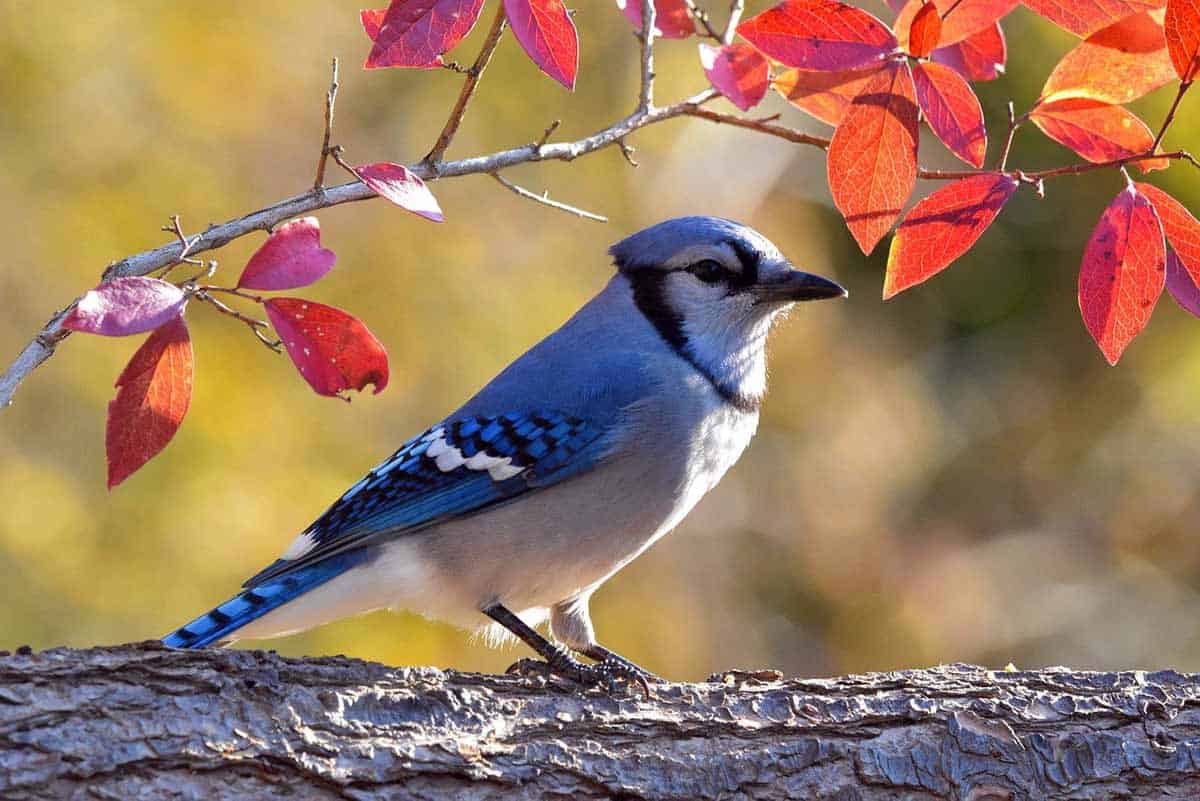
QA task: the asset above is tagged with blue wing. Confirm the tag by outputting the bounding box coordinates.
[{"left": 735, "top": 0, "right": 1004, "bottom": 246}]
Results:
[{"left": 163, "top": 410, "right": 607, "bottom": 648}]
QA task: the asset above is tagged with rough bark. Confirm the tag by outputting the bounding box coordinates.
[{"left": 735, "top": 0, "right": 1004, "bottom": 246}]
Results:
[{"left": 2, "top": 644, "right": 1199, "bottom": 800}]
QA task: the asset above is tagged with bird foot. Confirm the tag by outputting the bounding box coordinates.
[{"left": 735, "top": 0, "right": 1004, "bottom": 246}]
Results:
[{"left": 506, "top": 653, "right": 653, "bottom": 698}]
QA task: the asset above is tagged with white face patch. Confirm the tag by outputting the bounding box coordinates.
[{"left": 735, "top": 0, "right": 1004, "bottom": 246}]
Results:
[{"left": 424, "top": 433, "right": 526, "bottom": 481}]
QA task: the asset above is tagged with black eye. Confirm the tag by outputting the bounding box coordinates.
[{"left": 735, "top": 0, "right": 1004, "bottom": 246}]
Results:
[{"left": 687, "top": 259, "right": 728, "bottom": 283}]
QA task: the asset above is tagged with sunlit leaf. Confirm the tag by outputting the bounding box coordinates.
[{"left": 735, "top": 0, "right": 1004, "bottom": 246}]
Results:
[
  {"left": 64, "top": 277, "right": 188, "bottom": 337},
  {"left": 699, "top": 43, "right": 770, "bottom": 111},
  {"left": 773, "top": 65, "right": 883, "bottom": 126},
  {"left": 911, "top": 61, "right": 988, "bottom": 167},
  {"left": 106, "top": 316, "right": 193, "bottom": 489},
  {"left": 1078, "top": 184, "right": 1165, "bottom": 364},
  {"left": 265, "top": 298, "right": 390, "bottom": 399},
  {"left": 237, "top": 217, "right": 336, "bottom": 291},
  {"left": 908, "top": 1, "right": 944, "bottom": 56},
  {"left": 1137, "top": 182, "right": 1200, "bottom": 289},
  {"left": 503, "top": 0, "right": 579, "bottom": 90},
  {"left": 355, "top": 162, "right": 445, "bottom": 222},
  {"left": 363, "top": 0, "right": 487, "bottom": 69},
  {"left": 1166, "top": 250, "right": 1200, "bottom": 315},
  {"left": 884, "top": 173, "right": 1018, "bottom": 298},
  {"left": 1021, "top": 0, "right": 1165, "bottom": 37},
  {"left": 827, "top": 61, "right": 920, "bottom": 255},
  {"left": 737, "top": 0, "right": 897, "bottom": 71},
  {"left": 895, "top": 0, "right": 1018, "bottom": 47},
  {"left": 932, "top": 23, "right": 1007, "bottom": 81},
  {"left": 1165, "top": 0, "right": 1200, "bottom": 79},
  {"left": 1041, "top": 12, "right": 1176, "bottom": 105},
  {"left": 615, "top": 0, "right": 694, "bottom": 38},
  {"left": 1030, "top": 98, "right": 1168, "bottom": 170}
]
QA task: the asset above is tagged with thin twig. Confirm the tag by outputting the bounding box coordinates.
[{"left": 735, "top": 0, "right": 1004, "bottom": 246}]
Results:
[
  {"left": 638, "top": 0, "right": 657, "bottom": 112},
  {"left": 681, "top": 106, "right": 833, "bottom": 148},
  {"left": 424, "top": 5, "right": 508, "bottom": 167},
  {"left": 684, "top": 0, "right": 722, "bottom": 39},
  {"left": 1151, "top": 79, "right": 1192, "bottom": 153},
  {"left": 531, "top": 120, "right": 561, "bottom": 154},
  {"left": 618, "top": 138, "right": 639, "bottom": 167},
  {"left": 491, "top": 173, "right": 608, "bottom": 222},
  {"left": 199, "top": 286, "right": 267, "bottom": 304},
  {"left": 722, "top": 0, "right": 745, "bottom": 45},
  {"left": 313, "top": 58, "right": 340, "bottom": 190},
  {"left": 195, "top": 292, "right": 281, "bottom": 353},
  {"left": 916, "top": 150, "right": 1199, "bottom": 182},
  {"left": 997, "top": 102, "right": 1024, "bottom": 172}
]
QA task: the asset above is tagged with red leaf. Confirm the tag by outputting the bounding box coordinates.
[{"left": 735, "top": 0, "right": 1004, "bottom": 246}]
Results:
[
  {"left": 265, "top": 299, "right": 389, "bottom": 399},
  {"left": 616, "top": 0, "right": 694, "bottom": 38},
  {"left": 908, "top": 1, "right": 944, "bottom": 56},
  {"left": 354, "top": 162, "right": 445, "bottom": 222},
  {"left": 1166, "top": 0, "right": 1200, "bottom": 79},
  {"left": 932, "top": 23, "right": 1007, "bottom": 80},
  {"left": 911, "top": 61, "right": 988, "bottom": 167},
  {"left": 773, "top": 66, "right": 883, "bottom": 126},
  {"left": 237, "top": 217, "right": 336, "bottom": 291},
  {"left": 106, "top": 316, "right": 193, "bottom": 489},
  {"left": 363, "top": 0, "right": 487, "bottom": 69},
  {"left": 827, "top": 61, "right": 920, "bottom": 255},
  {"left": 737, "top": 0, "right": 897, "bottom": 71},
  {"left": 884, "top": 173, "right": 1018, "bottom": 298},
  {"left": 1041, "top": 12, "right": 1176, "bottom": 105},
  {"left": 64, "top": 277, "right": 188, "bottom": 337},
  {"left": 502, "top": 0, "right": 579, "bottom": 90},
  {"left": 1166, "top": 249, "right": 1200, "bottom": 315},
  {"left": 699, "top": 43, "right": 770, "bottom": 111},
  {"left": 1029, "top": 98, "right": 1168, "bottom": 170},
  {"left": 895, "top": 0, "right": 1018, "bottom": 47},
  {"left": 1021, "top": 0, "right": 1165, "bottom": 37},
  {"left": 1078, "top": 185, "right": 1166, "bottom": 364},
  {"left": 1136, "top": 182, "right": 1200, "bottom": 288}
]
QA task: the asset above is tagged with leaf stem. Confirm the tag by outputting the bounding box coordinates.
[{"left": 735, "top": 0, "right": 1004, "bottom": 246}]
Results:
[{"left": 195, "top": 292, "right": 281, "bottom": 353}]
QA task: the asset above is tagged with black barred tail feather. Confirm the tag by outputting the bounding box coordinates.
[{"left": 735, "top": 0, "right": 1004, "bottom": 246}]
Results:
[{"left": 162, "top": 550, "right": 369, "bottom": 649}]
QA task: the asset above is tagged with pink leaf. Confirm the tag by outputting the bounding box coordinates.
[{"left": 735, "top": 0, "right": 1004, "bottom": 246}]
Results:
[
  {"left": 502, "top": 0, "right": 580, "bottom": 90},
  {"left": 64, "top": 277, "right": 188, "bottom": 337},
  {"left": 106, "top": 316, "right": 193, "bottom": 489},
  {"left": 355, "top": 162, "right": 445, "bottom": 222},
  {"left": 1078, "top": 184, "right": 1166, "bottom": 364},
  {"left": 363, "top": 0, "right": 487, "bottom": 69},
  {"left": 699, "top": 43, "right": 770, "bottom": 111},
  {"left": 237, "top": 217, "right": 336, "bottom": 291},
  {"left": 616, "top": 0, "right": 694, "bottom": 38},
  {"left": 1166, "top": 249, "right": 1200, "bottom": 316},
  {"left": 737, "top": 0, "right": 898, "bottom": 71},
  {"left": 265, "top": 298, "right": 390, "bottom": 399}
]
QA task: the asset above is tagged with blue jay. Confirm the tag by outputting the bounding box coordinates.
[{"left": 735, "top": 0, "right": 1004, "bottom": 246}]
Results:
[{"left": 163, "top": 216, "right": 845, "bottom": 687}]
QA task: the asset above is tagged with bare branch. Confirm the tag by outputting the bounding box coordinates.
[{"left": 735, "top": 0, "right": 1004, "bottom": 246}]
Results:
[
  {"left": 722, "top": 0, "right": 745, "bottom": 44},
  {"left": 638, "top": 0, "right": 657, "bottom": 112},
  {"left": 313, "top": 58, "right": 340, "bottom": 190},
  {"left": 681, "top": 106, "right": 833, "bottom": 149},
  {"left": 491, "top": 173, "right": 608, "bottom": 222},
  {"left": 684, "top": 0, "right": 723, "bottom": 39},
  {"left": 1151, "top": 79, "right": 1192, "bottom": 154},
  {"left": 424, "top": 5, "right": 507, "bottom": 167}
]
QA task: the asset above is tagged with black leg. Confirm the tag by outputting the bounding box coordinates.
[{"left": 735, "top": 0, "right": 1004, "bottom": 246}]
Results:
[{"left": 483, "top": 603, "right": 650, "bottom": 696}]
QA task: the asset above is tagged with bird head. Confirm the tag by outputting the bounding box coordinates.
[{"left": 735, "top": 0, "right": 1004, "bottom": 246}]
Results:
[{"left": 610, "top": 216, "right": 846, "bottom": 409}]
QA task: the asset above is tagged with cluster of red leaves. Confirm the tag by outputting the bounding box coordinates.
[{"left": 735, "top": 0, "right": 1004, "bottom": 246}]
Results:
[
  {"left": 678, "top": 0, "right": 1198, "bottom": 365},
  {"left": 66, "top": 162, "right": 443, "bottom": 488},
  {"left": 363, "top": 0, "right": 580, "bottom": 89}
]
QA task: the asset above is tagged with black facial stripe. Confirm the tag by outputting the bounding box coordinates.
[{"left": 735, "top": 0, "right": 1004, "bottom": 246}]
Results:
[{"left": 723, "top": 238, "right": 761, "bottom": 288}]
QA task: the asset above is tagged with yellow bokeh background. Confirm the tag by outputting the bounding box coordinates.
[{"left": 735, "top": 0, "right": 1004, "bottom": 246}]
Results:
[{"left": 2, "top": 2, "right": 1198, "bottom": 680}]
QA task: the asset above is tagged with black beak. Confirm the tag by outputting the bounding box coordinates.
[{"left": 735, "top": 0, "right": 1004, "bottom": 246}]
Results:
[{"left": 753, "top": 270, "right": 847, "bottom": 304}]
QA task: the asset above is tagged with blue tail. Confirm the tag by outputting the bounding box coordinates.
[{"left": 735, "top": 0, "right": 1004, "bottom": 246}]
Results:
[{"left": 162, "top": 550, "right": 369, "bottom": 649}]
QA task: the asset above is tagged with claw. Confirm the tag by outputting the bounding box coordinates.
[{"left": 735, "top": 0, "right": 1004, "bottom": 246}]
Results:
[{"left": 506, "top": 653, "right": 653, "bottom": 698}]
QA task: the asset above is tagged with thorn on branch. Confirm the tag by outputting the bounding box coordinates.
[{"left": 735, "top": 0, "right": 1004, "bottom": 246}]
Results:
[
  {"left": 491, "top": 172, "right": 608, "bottom": 222},
  {"left": 531, "top": 120, "right": 562, "bottom": 154}
]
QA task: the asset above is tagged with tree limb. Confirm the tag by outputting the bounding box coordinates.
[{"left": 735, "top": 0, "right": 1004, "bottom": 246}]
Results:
[{"left": 3, "top": 644, "right": 1200, "bottom": 800}]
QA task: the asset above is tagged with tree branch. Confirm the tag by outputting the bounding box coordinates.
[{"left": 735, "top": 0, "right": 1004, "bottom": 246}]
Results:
[
  {"left": 638, "top": 0, "right": 658, "bottom": 112},
  {"left": 4, "top": 643, "right": 1200, "bottom": 800},
  {"left": 491, "top": 173, "right": 609, "bottom": 222},
  {"left": 313, "top": 58, "right": 340, "bottom": 190}
]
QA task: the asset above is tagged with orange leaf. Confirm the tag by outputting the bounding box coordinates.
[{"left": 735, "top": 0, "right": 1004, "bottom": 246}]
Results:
[
  {"left": 932, "top": 22, "right": 1007, "bottom": 81},
  {"left": 827, "top": 61, "right": 920, "bottom": 255},
  {"left": 1041, "top": 12, "right": 1176, "bottom": 105},
  {"left": 1021, "top": 0, "right": 1165, "bottom": 37},
  {"left": 773, "top": 66, "right": 884, "bottom": 125},
  {"left": 1137, "top": 183, "right": 1200, "bottom": 287},
  {"left": 884, "top": 173, "right": 1019, "bottom": 298},
  {"left": 1165, "top": 0, "right": 1200, "bottom": 79},
  {"left": 908, "top": 2, "right": 944, "bottom": 56},
  {"left": 106, "top": 316, "right": 193, "bottom": 489},
  {"left": 1030, "top": 98, "right": 1168, "bottom": 170},
  {"left": 737, "top": 0, "right": 898, "bottom": 71},
  {"left": 1078, "top": 184, "right": 1165, "bottom": 364},
  {"left": 911, "top": 61, "right": 988, "bottom": 167},
  {"left": 896, "top": 0, "right": 1018, "bottom": 47}
]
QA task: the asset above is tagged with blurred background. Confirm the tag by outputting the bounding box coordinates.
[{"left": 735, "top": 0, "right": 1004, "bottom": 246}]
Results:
[{"left": 2, "top": 1, "right": 1198, "bottom": 681}]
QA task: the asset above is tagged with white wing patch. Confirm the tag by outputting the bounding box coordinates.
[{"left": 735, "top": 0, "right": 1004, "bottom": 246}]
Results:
[
  {"left": 425, "top": 429, "right": 525, "bottom": 481},
  {"left": 280, "top": 531, "right": 318, "bottom": 561}
]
